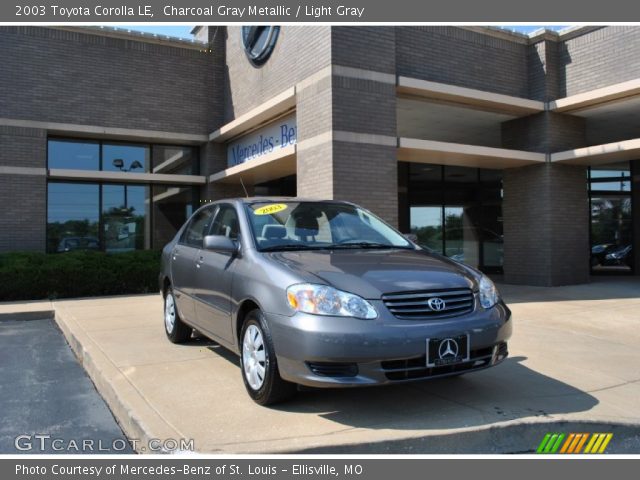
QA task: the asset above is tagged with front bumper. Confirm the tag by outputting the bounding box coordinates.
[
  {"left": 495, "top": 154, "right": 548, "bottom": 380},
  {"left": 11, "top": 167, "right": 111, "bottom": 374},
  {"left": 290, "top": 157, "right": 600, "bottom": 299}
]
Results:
[{"left": 266, "top": 300, "right": 512, "bottom": 387}]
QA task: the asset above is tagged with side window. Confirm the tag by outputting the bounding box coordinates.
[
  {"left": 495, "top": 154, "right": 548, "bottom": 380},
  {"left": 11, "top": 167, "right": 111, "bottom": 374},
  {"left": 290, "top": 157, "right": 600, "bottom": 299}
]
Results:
[
  {"left": 181, "top": 207, "right": 216, "bottom": 248},
  {"left": 210, "top": 205, "right": 240, "bottom": 240}
]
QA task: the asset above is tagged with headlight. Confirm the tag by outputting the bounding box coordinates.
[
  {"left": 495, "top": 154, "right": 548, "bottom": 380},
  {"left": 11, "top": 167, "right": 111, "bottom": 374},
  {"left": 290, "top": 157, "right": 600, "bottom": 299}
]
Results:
[
  {"left": 286, "top": 283, "right": 377, "bottom": 319},
  {"left": 478, "top": 275, "right": 499, "bottom": 309}
]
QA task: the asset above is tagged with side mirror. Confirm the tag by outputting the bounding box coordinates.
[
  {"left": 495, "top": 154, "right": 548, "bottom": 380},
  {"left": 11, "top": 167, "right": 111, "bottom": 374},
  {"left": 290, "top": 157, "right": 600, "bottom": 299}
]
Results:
[
  {"left": 203, "top": 235, "right": 239, "bottom": 254},
  {"left": 404, "top": 233, "right": 418, "bottom": 243}
]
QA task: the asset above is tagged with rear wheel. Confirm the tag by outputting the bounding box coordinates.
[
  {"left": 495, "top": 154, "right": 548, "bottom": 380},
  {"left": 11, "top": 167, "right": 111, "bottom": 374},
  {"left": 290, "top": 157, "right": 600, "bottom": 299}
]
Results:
[
  {"left": 240, "top": 309, "right": 296, "bottom": 405},
  {"left": 164, "top": 288, "right": 192, "bottom": 343}
]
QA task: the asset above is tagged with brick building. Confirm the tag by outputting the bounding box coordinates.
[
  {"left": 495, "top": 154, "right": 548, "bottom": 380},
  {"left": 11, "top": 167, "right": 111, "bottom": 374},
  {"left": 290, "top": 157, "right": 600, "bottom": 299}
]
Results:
[{"left": 1, "top": 25, "right": 638, "bottom": 285}]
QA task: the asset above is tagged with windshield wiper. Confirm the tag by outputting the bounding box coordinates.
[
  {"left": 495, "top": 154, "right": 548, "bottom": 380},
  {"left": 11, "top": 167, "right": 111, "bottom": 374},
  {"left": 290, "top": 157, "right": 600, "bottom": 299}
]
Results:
[
  {"left": 259, "top": 244, "right": 322, "bottom": 252},
  {"left": 330, "top": 242, "right": 412, "bottom": 250}
]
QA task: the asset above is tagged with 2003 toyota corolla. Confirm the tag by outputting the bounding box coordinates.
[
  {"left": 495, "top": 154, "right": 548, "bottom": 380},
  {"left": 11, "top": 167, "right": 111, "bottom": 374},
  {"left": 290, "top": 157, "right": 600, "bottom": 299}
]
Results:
[{"left": 160, "top": 198, "right": 512, "bottom": 405}]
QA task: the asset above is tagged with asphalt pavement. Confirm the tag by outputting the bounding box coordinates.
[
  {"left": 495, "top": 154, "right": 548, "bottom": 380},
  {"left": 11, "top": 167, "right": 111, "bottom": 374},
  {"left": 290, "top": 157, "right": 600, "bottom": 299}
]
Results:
[{"left": 0, "top": 317, "right": 131, "bottom": 454}]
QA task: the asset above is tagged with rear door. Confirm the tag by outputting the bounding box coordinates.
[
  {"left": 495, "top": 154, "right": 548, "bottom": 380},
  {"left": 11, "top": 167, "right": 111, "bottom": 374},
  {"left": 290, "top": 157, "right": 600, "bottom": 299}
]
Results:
[
  {"left": 171, "top": 205, "right": 217, "bottom": 325},
  {"left": 193, "top": 203, "right": 240, "bottom": 344}
]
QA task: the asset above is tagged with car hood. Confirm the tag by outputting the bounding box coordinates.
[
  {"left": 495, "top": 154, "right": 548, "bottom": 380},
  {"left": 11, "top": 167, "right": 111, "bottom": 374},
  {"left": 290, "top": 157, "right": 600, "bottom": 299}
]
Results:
[{"left": 263, "top": 249, "right": 478, "bottom": 299}]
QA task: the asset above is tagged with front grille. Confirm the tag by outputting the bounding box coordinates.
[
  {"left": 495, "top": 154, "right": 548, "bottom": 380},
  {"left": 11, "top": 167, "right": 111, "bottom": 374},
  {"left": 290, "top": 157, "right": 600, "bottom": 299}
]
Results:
[
  {"left": 307, "top": 362, "right": 358, "bottom": 377},
  {"left": 380, "top": 342, "right": 507, "bottom": 381},
  {"left": 382, "top": 288, "right": 475, "bottom": 320}
]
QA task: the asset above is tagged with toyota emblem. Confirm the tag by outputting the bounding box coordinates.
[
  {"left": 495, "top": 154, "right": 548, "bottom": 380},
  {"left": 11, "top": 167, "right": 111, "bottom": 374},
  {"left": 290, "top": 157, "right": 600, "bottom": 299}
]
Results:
[{"left": 427, "top": 297, "right": 446, "bottom": 311}]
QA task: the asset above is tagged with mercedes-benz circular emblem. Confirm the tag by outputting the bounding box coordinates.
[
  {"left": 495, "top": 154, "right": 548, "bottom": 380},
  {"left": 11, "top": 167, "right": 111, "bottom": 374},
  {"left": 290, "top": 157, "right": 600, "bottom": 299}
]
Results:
[
  {"left": 438, "top": 338, "right": 459, "bottom": 359},
  {"left": 241, "top": 26, "right": 280, "bottom": 66},
  {"left": 427, "top": 297, "right": 446, "bottom": 311}
]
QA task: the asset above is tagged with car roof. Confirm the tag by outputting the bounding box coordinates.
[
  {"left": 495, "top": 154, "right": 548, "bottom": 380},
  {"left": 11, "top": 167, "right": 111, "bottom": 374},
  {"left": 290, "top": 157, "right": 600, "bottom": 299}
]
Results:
[{"left": 207, "top": 197, "right": 356, "bottom": 205}]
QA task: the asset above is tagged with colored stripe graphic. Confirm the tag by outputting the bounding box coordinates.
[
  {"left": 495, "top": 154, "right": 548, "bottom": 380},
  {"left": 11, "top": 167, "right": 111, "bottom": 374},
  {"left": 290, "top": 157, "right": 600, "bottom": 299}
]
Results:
[
  {"left": 538, "top": 433, "right": 612, "bottom": 454},
  {"left": 537, "top": 433, "right": 565, "bottom": 453},
  {"left": 584, "top": 433, "right": 613, "bottom": 454}
]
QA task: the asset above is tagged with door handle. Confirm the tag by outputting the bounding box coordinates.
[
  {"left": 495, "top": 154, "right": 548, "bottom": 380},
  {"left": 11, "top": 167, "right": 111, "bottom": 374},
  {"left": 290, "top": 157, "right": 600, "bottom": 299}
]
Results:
[
  {"left": 172, "top": 248, "right": 180, "bottom": 260},
  {"left": 196, "top": 255, "right": 204, "bottom": 268}
]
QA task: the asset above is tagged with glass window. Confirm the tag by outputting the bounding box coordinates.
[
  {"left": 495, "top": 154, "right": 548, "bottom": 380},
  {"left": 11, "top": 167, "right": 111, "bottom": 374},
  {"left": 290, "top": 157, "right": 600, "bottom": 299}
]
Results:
[
  {"left": 47, "top": 183, "right": 100, "bottom": 253},
  {"left": 410, "top": 206, "right": 443, "bottom": 252},
  {"left": 210, "top": 205, "right": 240, "bottom": 240},
  {"left": 589, "top": 162, "right": 630, "bottom": 179},
  {"left": 152, "top": 145, "right": 198, "bottom": 175},
  {"left": 48, "top": 139, "right": 99, "bottom": 170},
  {"left": 247, "top": 202, "right": 412, "bottom": 251},
  {"left": 103, "top": 143, "right": 150, "bottom": 173},
  {"left": 102, "top": 185, "right": 150, "bottom": 252},
  {"left": 182, "top": 207, "right": 216, "bottom": 248},
  {"left": 444, "top": 206, "right": 480, "bottom": 267},
  {"left": 408, "top": 164, "right": 504, "bottom": 272},
  {"left": 590, "top": 196, "right": 633, "bottom": 272},
  {"left": 152, "top": 185, "right": 196, "bottom": 249}
]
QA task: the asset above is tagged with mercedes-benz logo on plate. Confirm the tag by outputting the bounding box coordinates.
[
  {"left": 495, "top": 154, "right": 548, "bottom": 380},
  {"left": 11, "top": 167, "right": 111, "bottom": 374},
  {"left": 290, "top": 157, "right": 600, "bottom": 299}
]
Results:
[
  {"left": 438, "top": 338, "right": 459, "bottom": 359},
  {"left": 427, "top": 297, "right": 446, "bottom": 311},
  {"left": 241, "top": 26, "right": 280, "bottom": 66}
]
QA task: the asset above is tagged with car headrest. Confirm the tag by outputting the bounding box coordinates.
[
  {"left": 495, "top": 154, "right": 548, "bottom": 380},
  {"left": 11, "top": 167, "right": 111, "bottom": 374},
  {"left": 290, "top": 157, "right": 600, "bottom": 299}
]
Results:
[
  {"left": 262, "top": 224, "right": 286, "bottom": 239},
  {"left": 294, "top": 215, "right": 319, "bottom": 237}
]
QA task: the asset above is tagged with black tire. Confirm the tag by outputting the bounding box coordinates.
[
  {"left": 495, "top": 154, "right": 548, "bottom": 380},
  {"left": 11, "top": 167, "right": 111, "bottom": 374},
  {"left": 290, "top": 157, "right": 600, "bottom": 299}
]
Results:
[
  {"left": 164, "top": 287, "right": 192, "bottom": 344},
  {"left": 239, "top": 309, "right": 296, "bottom": 405}
]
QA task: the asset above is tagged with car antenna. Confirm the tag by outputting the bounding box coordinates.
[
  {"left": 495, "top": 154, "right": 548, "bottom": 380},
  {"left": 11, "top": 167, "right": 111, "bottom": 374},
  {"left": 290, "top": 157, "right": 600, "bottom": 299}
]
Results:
[{"left": 239, "top": 177, "right": 249, "bottom": 198}]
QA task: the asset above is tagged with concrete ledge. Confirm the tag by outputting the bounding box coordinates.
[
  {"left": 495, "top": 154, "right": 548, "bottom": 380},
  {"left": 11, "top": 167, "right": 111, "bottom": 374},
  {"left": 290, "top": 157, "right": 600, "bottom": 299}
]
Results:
[
  {"left": 550, "top": 79, "right": 640, "bottom": 113},
  {"left": 398, "top": 138, "right": 546, "bottom": 169},
  {"left": 397, "top": 77, "right": 545, "bottom": 115},
  {"left": 551, "top": 138, "right": 640, "bottom": 165},
  {"left": 0, "top": 310, "right": 54, "bottom": 321},
  {"left": 209, "top": 88, "right": 296, "bottom": 142},
  {"left": 0, "top": 300, "right": 54, "bottom": 321},
  {"left": 49, "top": 169, "right": 206, "bottom": 185}
]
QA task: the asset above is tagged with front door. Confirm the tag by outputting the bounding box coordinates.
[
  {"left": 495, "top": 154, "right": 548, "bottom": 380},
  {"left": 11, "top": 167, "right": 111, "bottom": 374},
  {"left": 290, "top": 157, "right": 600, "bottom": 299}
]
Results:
[
  {"left": 171, "top": 205, "right": 217, "bottom": 325},
  {"left": 193, "top": 204, "right": 240, "bottom": 344}
]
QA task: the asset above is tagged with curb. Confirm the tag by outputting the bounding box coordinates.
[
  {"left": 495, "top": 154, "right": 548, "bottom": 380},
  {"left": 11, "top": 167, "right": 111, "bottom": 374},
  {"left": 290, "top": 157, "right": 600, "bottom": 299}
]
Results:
[{"left": 53, "top": 303, "right": 182, "bottom": 454}]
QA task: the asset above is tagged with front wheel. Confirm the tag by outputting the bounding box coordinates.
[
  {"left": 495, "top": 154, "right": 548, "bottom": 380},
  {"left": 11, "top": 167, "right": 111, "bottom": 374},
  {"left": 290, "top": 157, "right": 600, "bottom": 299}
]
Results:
[
  {"left": 164, "top": 288, "right": 192, "bottom": 343},
  {"left": 240, "top": 310, "right": 296, "bottom": 405}
]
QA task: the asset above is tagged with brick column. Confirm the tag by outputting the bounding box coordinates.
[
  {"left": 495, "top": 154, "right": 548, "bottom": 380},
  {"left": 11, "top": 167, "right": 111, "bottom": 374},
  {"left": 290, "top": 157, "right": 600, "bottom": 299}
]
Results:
[
  {"left": 503, "top": 163, "right": 590, "bottom": 286},
  {"left": 0, "top": 126, "right": 47, "bottom": 253},
  {"left": 296, "top": 27, "right": 399, "bottom": 227}
]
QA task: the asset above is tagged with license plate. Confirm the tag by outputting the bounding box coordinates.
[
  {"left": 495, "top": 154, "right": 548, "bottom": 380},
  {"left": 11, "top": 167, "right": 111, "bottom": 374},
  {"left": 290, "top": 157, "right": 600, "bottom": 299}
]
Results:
[{"left": 426, "top": 334, "right": 470, "bottom": 367}]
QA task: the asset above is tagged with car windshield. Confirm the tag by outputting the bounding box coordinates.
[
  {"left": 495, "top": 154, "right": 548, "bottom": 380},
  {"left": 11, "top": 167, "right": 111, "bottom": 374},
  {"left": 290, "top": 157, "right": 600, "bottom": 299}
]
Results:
[{"left": 246, "top": 201, "right": 413, "bottom": 251}]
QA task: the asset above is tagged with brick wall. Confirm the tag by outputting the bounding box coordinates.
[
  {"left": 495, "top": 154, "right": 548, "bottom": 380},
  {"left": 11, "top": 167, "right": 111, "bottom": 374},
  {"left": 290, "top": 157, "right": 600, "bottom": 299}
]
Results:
[
  {"left": 396, "top": 27, "right": 529, "bottom": 98},
  {"left": 0, "top": 27, "right": 217, "bottom": 134},
  {"left": 560, "top": 26, "right": 640, "bottom": 97},
  {"left": 224, "top": 26, "right": 331, "bottom": 122}
]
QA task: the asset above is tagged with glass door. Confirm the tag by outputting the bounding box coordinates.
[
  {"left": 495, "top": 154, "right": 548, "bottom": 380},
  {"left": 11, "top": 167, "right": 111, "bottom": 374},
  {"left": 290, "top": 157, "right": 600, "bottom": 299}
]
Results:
[{"left": 589, "top": 162, "right": 633, "bottom": 274}]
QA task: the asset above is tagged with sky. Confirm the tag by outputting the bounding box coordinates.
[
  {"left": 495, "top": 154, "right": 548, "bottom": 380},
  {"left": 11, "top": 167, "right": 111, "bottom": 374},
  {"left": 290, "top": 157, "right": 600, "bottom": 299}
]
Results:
[{"left": 125, "top": 25, "right": 570, "bottom": 40}]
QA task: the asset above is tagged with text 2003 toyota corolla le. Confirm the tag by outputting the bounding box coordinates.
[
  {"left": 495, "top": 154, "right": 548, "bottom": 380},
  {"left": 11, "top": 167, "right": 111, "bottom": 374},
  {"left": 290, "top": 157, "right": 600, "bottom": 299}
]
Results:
[{"left": 160, "top": 198, "right": 512, "bottom": 405}]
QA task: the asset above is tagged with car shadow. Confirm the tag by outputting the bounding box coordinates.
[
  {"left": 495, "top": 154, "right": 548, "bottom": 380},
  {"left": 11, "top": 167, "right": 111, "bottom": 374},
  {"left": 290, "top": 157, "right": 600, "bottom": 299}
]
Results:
[
  {"left": 188, "top": 337, "right": 599, "bottom": 434},
  {"left": 272, "top": 356, "right": 598, "bottom": 431}
]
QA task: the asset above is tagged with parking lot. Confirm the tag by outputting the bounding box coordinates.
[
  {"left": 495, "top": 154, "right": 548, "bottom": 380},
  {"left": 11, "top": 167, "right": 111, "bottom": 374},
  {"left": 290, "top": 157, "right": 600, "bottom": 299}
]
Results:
[
  {"left": 3, "top": 278, "right": 640, "bottom": 453},
  {"left": 0, "top": 317, "right": 131, "bottom": 454}
]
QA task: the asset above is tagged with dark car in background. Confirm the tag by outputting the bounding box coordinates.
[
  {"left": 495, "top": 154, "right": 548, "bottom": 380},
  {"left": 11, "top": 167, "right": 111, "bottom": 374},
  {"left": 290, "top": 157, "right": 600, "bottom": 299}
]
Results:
[
  {"left": 57, "top": 236, "right": 100, "bottom": 253},
  {"left": 159, "top": 199, "right": 512, "bottom": 405}
]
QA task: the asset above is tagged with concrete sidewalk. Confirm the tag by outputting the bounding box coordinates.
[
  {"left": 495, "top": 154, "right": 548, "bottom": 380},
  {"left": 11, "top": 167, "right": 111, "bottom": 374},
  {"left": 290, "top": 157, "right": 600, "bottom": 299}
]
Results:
[{"left": 20, "top": 278, "right": 640, "bottom": 453}]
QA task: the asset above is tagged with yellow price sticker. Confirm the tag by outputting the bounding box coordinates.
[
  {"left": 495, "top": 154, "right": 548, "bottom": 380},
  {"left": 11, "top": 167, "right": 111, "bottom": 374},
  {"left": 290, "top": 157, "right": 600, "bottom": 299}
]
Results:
[{"left": 253, "top": 203, "right": 288, "bottom": 215}]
